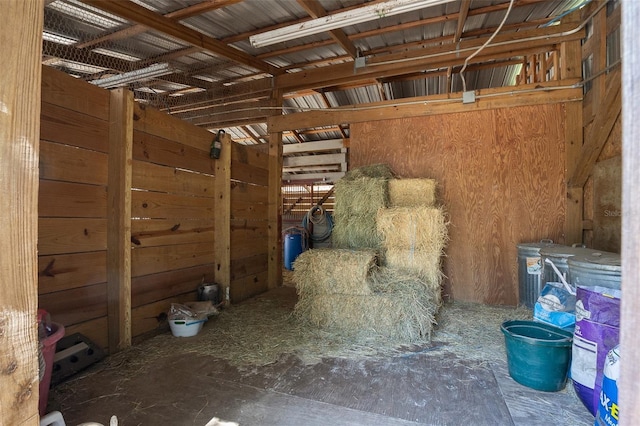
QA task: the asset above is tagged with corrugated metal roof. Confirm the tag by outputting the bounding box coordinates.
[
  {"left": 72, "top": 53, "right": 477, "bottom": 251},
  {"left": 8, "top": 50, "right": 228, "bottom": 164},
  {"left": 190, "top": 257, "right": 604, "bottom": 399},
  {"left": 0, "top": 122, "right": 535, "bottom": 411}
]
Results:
[{"left": 41, "top": 0, "right": 591, "bottom": 179}]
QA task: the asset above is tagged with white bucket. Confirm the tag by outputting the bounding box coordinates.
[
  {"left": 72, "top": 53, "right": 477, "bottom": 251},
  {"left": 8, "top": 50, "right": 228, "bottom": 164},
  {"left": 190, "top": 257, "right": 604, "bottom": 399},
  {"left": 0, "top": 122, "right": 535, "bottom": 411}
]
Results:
[{"left": 169, "top": 319, "right": 206, "bottom": 337}]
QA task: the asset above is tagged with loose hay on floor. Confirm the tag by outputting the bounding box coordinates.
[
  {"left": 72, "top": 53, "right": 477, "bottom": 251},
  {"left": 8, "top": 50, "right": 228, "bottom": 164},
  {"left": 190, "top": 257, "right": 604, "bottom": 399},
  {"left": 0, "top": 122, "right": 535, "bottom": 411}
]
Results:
[
  {"left": 293, "top": 249, "right": 378, "bottom": 296},
  {"left": 388, "top": 178, "right": 437, "bottom": 207}
]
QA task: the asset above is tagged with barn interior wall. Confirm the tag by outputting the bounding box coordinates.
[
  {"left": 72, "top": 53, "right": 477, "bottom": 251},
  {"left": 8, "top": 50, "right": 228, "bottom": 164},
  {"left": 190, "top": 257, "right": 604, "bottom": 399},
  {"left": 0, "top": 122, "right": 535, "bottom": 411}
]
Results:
[
  {"left": 350, "top": 103, "right": 568, "bottom": 306},
  {"left": 37, "top": 66, "right": 269, "bottom": 353},
  {"left": 581, "top": 1, "right": 622, "bottom": 252}
]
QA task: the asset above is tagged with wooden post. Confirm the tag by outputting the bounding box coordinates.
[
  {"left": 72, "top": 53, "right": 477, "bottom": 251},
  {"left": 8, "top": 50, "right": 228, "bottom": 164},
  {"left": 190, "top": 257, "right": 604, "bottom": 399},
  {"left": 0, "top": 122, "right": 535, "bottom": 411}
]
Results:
[
  {"left": 214, "top": 133, "right": 232, "bottom": 302},
  {"left": 0, "top": 1, "right": 43, "bottom": 424},
  {"left": 268, "top": 90, "right": 284, "bottom": 289},
  {"left": 620, "top": 1, "right": 640, "bottom": 422},
  {"left": 560, "top": 10, "right": 583, "bottom": 245},
  {"left": 107, "top": 88, "right": 133, "bottom": 353}
]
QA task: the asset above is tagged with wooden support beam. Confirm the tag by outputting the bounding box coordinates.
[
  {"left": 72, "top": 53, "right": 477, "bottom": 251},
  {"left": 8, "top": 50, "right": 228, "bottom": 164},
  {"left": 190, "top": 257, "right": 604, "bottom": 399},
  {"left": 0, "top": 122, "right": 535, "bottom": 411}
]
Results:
[
  {"left": 214, "top": 132, "right": 232, "bottom": 303},
  {"left": 270, "top": 80, "right": 581, "bottom": 132},
  {"left": 76, "top": 0, "right": 242, "bottom": 49},
  {"left": 297, "top": 0, "right": 357, "bottom": 58},
  {"left": 240, "top": 126, "right": 264, "bottom": 145},
  {"left": 0, "top": 1, "right": 42, "bottom": 423},
  {"left": 107, "top": 88, "right": 133, "bottom": 353},
  {"left": 621, "top": 2, "right": 640, "bottom": 421},
  {"left": 275, "top": 23, "right": 583, "bottom": 92},
  {"left": 568, "top": 71, "right": 622, "bottom": 188},
  {"left": 447, "top": 0, "right": 471, "bottom": 93},
  {"left": 561, "top": 9, "right": 584, "bottom": 246},
  {"left": 268, "top": 90, "right": 283, "bottom": 290},
  {"left": 80, "top": 0, "right": 281, "bottom": 76}
]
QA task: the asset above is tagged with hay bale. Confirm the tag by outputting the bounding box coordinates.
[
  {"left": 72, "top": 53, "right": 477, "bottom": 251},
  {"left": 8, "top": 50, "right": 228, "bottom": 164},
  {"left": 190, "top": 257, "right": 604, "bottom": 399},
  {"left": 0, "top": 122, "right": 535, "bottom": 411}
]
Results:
[
  {"left": 389, "top": 178, "right": 437, "bottom": 207},
  {"left": 342, "top": 163, "right": 395, "bottom": 181},
  {"left": 332, "top": 177, "right": 388, "bottom": 249},
  {"left": 293, "top": 249, "right": 378, "bottom": 296},
  {"left": 377, "top": 206, "right": 448, "bottom": 254},
  {"left": 294, "top": 268, "right": 440, "bottom": 342},
  {"left": 381, "top": 250, "right": 443, "bottom": 287}
]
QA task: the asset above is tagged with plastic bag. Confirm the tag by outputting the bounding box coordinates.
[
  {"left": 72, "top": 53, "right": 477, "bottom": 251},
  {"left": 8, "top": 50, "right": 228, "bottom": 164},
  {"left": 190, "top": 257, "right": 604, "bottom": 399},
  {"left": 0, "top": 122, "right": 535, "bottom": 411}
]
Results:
[
  {"left": 533, "top": 281, "right": 576, "bottom": 330},
  {"left": 168, "top": 303, "right": 207, "bottom": 321}
]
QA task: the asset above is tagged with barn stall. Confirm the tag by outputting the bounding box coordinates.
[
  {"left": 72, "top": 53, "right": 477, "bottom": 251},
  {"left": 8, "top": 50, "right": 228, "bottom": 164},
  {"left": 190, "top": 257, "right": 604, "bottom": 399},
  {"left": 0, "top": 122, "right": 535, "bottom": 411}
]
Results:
[{"left": 1, "top": 0, "right": 637, "bottom": 425}]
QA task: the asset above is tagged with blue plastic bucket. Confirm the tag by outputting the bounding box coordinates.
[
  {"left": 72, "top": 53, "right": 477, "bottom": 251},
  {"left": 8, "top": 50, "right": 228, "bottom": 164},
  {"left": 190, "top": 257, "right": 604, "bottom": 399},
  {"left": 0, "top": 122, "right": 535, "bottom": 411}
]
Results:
[
  {"left": 284, "top": 229, "right": 305, "bottom": 270},
  {"left": 501, "top": 320, "right": 573, "bottom": 392}
]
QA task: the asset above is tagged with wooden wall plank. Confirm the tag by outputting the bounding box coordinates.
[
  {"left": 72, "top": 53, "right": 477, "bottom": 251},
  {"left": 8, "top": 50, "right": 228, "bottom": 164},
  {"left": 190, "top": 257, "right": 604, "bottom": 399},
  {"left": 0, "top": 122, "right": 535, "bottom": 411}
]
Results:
[
  {"left": 131, "top": 219, "right": 214, "bottom": 247},
  {"left": 38, "top": 251, "right": 107, "bottom": 294},
  {"left": 41, "top": 65, "right": 109, "bottom": 120},
  {"left": 132, "top": 159, "right": 215, "bottom": 197},
  {"left": 231, "top": 226, "right": 269, "bottom": 259},
  {"left": 39, "top": 180, "right": 107, "bottom": 218},
  {"left": 131, "top": 264, "right": 215, "bottom": 308},
  {"left": 591, "top": 156, "right": 621, "bottom": 253},
  {"left": 132, "top": 130, "right": 215, "bottom": 175},
  {"left": 131, "top": 296, "right": 187, "bottom": 338},
  {"left": 40, "top": 141, "right": 109, "bottom": 185},
  {"left": 38, "top": 218, "right": 108, "bottom": 255},
  {"left": 231, "top": 142, "right": 269, "bottom": 170},
  {"left": 231, "top": 199, "right": 270, "bottom": 222},
  {"left": 231, "top": 253, "right": 269, "bottom": 281},
  {"left": 40, "top": 102, "right": 109, "bottom": 152},
  {"left": 38, "top": 283, "right": 108, "bottom": 326},
  {"left": 0, "top": 2, "right": 42, "bottom": 422},
  {"left": 131, "top": 190, "right": 215, "bottom": 219},
  {"left": 231, "top": 161, "right": 269, "bottom": 186},
  {"left": 231, "top": 181, "right": 268, "bottom": 204},
  {"left": 63, "top": 316, "right": 109, "bottom": 355},
  {"left": 230, "top": 271, "right": 269, "bottom": 303},
  {"left": 350, "top": 104, "right": 566, "bottom": 305},
  {"left": 107, "top": 88, "right": 133, "bottom": 353},
  {"left": 131, "top": 242, "right": 215, "bottom": 278},
  {"left": 133, "top": 102, "right": 212, "bottom": 151}
]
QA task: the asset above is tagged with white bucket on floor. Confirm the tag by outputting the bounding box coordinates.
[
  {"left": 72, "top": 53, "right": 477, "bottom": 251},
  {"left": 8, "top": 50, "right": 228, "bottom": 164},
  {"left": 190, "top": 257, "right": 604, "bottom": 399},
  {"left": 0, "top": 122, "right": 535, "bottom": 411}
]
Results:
[{"left": 169, "top": 319, "right": 206, "bottom": 337}]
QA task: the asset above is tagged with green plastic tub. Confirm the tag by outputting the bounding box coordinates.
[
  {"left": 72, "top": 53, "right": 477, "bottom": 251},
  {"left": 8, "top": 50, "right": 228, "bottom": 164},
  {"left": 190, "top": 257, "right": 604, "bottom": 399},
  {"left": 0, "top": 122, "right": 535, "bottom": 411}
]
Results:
[{"left": 501, "top": 320, "right": 573, "bottom": 392}]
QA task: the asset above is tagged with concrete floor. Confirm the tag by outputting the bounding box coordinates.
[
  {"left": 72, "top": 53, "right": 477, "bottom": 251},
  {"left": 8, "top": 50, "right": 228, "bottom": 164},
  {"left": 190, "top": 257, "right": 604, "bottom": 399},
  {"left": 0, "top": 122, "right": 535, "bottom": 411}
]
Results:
[{"left": 47, "top": 288, "right": 595, "bottom": 426}]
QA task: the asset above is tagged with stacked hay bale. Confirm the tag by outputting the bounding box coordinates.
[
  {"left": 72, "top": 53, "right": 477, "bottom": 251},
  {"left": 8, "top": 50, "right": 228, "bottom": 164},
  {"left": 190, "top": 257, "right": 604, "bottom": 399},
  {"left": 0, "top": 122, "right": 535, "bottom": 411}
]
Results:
[
  {"left": 331, "top": 164, "right": 393, "bottom": 249},
  {"left": 293, "top": 168, "right": 448, "bottom": 343},
  {"left": 377, "top": 178, "right": 447, "bottom": 292}
]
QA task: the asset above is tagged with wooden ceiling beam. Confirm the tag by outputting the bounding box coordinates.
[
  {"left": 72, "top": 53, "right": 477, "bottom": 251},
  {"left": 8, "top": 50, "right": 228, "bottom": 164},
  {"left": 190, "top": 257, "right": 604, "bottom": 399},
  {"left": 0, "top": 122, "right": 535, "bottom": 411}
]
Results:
[
  {"left": 76, "top": 0, "right": 242, "bottom": 49},
  {"left": 240, "top": 126, "right": 265, "bottom": 144},
  {"left": 447, "top": 0, "right": 471, "bottom": 93},
  {"left": 296, "top": 0, "right": 357, "bottom": 58},
  {"left": 275, "top": 23, "right": 583, "bottom": 92},
  {"left": 174, "top": 98, "right": 273, "bottom": 121},
  {"left": 269, "top": 79, "right": 581, "bottom": 133},
  {"left": 79, "top": 0, "right": 281, "bottom": 76}
]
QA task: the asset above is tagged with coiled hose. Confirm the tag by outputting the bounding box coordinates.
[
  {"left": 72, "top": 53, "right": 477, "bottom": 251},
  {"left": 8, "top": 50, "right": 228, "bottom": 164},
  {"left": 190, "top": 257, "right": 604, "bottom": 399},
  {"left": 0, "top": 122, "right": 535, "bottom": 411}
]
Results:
[{"left": 301, "top": 205, "right": 333, "bottom": 244}]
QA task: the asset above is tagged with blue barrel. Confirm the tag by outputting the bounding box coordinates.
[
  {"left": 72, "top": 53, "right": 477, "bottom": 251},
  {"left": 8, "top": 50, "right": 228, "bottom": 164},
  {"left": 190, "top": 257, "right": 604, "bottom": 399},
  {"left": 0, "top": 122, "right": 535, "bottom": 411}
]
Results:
[{"left": 284, "top": 229, "right": 305, "bottom": 270}]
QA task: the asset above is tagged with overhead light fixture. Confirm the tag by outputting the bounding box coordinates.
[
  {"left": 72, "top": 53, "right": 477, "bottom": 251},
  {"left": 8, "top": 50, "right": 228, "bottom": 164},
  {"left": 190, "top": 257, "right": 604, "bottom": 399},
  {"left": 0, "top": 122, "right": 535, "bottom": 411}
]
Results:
[
  {"left": 250, "top": 0, "right": 457, "bottom": 48},
  {"left": 90, "top": 63, "right": 172, "bottom": 89}
]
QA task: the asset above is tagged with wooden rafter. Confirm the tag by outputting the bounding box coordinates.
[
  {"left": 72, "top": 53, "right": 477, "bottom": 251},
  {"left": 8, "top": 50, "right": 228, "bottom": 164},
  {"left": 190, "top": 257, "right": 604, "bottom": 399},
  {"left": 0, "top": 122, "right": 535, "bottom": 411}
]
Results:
[
  {"left": 240, "top": 126, "right": 264, "bottom": 144},
  {"left": 296, "top": 0, "right": 357, "bottom": 58},
  {"left": 76, "top": 0, "right": 243, "bottom": 49},
  {"left": 447, "top": 0, "right": 471, "bottom": 93},
  {"left": 79, "top": 0, "right": 282, "bottom": 75}
]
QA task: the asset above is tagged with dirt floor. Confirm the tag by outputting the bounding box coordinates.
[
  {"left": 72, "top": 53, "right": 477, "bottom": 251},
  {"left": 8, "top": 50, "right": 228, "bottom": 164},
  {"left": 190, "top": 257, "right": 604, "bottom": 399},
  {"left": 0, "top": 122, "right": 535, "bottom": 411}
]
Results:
[{"left": 47, "top": 286, "right": 594, "bottom": 426}]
